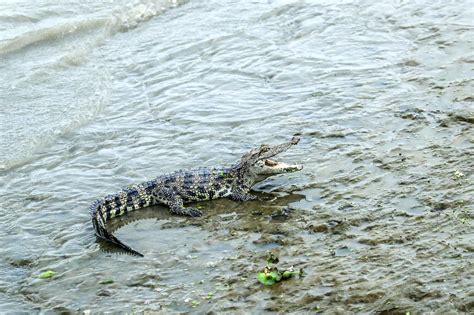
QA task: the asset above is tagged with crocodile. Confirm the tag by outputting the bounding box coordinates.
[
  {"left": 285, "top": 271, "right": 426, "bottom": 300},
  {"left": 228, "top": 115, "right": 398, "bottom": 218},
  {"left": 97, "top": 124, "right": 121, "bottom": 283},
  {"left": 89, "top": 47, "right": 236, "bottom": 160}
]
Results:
[{"left": 90, "top": 137, "right": 302, "bottom": 257}]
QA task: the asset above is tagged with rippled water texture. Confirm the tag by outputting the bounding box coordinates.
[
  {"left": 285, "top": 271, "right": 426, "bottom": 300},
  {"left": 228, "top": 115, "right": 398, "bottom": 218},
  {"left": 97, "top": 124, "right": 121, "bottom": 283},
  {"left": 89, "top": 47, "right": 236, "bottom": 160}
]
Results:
[{"left": 0, "top": 0, "right": 473, "bottom": 313}]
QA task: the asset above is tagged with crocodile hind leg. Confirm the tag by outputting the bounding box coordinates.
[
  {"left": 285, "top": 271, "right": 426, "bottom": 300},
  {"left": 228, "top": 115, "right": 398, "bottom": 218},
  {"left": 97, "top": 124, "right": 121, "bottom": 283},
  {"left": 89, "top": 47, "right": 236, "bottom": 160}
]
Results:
[
  {"left": 156, "top": 187, "right": 202, "bottom": 217},
  {"left": 229, "top": 189, "right": 257, "bottom": 201}
]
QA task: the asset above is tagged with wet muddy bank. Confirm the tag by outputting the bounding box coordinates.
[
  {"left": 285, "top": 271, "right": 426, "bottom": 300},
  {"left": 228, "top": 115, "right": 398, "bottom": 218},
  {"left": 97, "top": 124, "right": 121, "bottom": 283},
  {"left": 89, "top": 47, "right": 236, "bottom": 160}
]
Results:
[{"left": 0, "top": 0, "right": 472, "bottom": 313}]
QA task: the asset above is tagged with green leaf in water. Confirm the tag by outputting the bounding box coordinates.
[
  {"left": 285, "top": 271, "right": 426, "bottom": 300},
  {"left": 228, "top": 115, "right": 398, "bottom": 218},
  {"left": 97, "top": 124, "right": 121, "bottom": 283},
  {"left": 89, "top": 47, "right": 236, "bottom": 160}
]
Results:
[
  {"left": 203, "top": 291, "right": 216, "bottom": 300},
  {"left": 288, "top": 268, "right": 304, "bottom": 278},
  {"left": 258, "top": 254, "right": 304, "bottom": 285},
  {"left": 258, "top": 269, "right": 282, "bottom": 285},
  {"left": 38, "top": 270, "right": 56, "bottom": 279},
  {"left": 99, "top": 279, "right": 114, "bottom": 285},
  {"left": 282, "top": 270, "right": 300, "bottom": 279},
  {"left": 270, "top": 271, "right": 282, "bottom": 282},
  {"left": 258, "top": 272, "right": 276, "bottom": 285}
]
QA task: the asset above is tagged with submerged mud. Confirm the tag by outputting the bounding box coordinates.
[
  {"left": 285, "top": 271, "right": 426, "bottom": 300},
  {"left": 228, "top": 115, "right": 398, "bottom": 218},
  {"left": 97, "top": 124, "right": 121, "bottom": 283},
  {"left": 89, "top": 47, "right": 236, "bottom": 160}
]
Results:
[{"left": 0, "top": 0, "right": 473, "bottom": 313}]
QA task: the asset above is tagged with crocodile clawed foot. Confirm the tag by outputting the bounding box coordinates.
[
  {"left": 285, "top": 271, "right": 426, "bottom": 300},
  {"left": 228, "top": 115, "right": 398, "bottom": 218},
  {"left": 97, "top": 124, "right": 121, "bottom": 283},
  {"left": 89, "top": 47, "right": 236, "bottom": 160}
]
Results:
[
  {"left": 172, "top": 207, "right": 202, "bottom": 217},
  {"left": 230, "top": 191, "right": 258, "bottom": 202},
  {"left": 186, "top": 207, "right": 203, "bottom": 217},
  {"left": 245, "top": 194, "right": 258, "bottom": 201}
]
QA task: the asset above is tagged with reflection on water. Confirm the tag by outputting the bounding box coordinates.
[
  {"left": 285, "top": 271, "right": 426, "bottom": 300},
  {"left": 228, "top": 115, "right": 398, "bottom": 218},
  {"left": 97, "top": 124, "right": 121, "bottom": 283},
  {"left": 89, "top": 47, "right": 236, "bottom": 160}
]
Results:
[{"left": 0, "top": 0, "right": 472, "bottom": 313}]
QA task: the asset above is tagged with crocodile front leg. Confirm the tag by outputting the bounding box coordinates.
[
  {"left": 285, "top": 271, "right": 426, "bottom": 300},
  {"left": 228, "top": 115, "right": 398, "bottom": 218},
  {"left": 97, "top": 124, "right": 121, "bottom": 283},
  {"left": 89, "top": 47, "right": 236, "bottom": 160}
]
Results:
[
  {"left": 230, "top": 189, "right": 257, "bottom": 202},
  {"left": 157, "top": 187, "right": 202, "bottom": 217}
]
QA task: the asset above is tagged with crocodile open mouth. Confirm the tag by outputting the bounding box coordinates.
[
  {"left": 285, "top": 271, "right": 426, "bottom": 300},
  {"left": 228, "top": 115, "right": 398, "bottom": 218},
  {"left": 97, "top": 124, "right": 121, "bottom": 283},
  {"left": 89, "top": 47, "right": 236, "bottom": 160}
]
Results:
[
  {"left": 264, "top": 159, "right": 303, "bottom": 172},
  {"left": 264, "top": 159, "right": 278, "bottom": 167}
]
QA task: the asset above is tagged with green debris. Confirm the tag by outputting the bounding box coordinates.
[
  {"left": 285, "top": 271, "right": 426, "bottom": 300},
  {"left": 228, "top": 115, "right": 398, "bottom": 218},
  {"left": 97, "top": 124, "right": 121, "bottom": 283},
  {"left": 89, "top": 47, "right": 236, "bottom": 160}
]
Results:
[
  {"left": 458, "top": 209, "right": 470, "bottom": 224},
  {"left": 203, "top": 291, "right": 216, "bottom": 300},
  {"left": 282, "top": 270, "right": 302, "bottom": 279},
  {"left": 191, "top": 300, "right": 200, "bottom": 307},
  {"left": 99, "top": 279, "right": 114, "bottom": 285},
  {"left": 266, "top": 252, "right": 279, "bottom": 264},
  {"left": 257, "top": 252, "right": 304, "bottom": 286},
  {"left": 38, "top": 270, "right": 56, "bottom": 279},
  {"left": 258, "top": 269, "right": 281, "bottom": 285}
]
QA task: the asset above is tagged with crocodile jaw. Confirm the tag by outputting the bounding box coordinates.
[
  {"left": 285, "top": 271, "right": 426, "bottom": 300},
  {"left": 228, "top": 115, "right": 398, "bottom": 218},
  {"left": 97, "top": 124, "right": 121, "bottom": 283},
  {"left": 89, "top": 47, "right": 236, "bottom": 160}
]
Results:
[
  {"left": 236, "top": 136, "right": 303, "bottom": 184},
  {"left": 253, "top": 159, "right": 303, "bottom": 175}
]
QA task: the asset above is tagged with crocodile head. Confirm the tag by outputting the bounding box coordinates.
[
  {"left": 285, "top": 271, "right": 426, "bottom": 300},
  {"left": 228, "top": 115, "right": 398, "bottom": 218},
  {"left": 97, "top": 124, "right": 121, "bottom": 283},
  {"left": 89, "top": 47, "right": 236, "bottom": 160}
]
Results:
[{"left": 237, "top": 137, "right": 303, "bottom": 183}]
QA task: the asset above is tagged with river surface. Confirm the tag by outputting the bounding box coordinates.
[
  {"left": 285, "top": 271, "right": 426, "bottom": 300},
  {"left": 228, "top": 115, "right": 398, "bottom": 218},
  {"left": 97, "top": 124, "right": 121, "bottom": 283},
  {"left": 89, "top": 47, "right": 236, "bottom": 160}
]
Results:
[{"left": 0, "top": 0, "right": 473, "bottom": 313}]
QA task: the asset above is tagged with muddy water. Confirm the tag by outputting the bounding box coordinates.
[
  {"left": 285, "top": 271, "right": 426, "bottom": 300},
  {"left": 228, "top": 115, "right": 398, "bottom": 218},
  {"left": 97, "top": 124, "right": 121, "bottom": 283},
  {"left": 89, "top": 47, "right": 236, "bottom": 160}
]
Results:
[{"left": 0, "top": 0, "right": 473, "bottom": 313}]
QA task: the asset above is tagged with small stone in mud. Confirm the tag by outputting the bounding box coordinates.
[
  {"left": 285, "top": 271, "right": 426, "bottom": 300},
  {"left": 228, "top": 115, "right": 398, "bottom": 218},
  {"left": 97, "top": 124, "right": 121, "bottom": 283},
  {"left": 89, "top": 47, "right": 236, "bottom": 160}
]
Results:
[
  {"left": 462, "top": 96, "right": 474, "bottom": 101},
  {"left": 8, "top": 258, "right": 34, "bottom": 267},
  {"left": 431, "top": 202, "right": 450, "bottom": 211},
  {"left": 338, "top": 203, "right": 354, "bottom": 211},
  {"left": 309, "top": 224, "right": 329, "bottom": 233},
  {"left": 308, "top": 219, "right": 349, "bottom": 235},
  {"left": 454, "top": 95, "right": 474, "bottom": 102},
  {"left": 96, "top": 289, "right": 111, "bottom": 297},
  {"left": 438, "top": 119, "right": 450, "bottom": 127},
  {"left": 253, "top": 234, "right": 288, "bottom": 246},
  {"left": 448, "top": 109, "right": 474, "bottom": 124},
  {"left": 403, "top": 59, "right": 420, "bottom": 67},
  {"left": 270, "top": 208, "right": 291, "bottom": 221},
  {"left": 217, "top": 213, "right": 238, "bottom": 221},
  {"left": 396, "top": 108, "right": 426, "bottom": 121}
]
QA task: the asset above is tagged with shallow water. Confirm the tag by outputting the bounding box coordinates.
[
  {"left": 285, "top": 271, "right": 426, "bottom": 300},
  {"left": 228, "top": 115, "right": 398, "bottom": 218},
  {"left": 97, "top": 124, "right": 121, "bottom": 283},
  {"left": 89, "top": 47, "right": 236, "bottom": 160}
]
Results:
[{"left": 0, "top": 0, "right": 473, "bottom": 313}]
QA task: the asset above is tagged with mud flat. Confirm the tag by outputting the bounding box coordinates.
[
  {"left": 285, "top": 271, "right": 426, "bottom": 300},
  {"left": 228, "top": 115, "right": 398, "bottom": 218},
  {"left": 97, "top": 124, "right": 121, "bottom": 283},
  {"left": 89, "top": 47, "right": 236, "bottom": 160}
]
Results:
[{"left": 0, "top": 0, "right": 472, "bottom": 313}]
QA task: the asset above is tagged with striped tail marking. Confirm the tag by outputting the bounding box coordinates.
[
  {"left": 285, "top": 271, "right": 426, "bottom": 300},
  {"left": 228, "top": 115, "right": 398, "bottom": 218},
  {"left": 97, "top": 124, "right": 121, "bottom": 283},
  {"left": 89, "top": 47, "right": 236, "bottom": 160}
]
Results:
[
  {"left": 89, "top": 182, "right": 157, "bottom": 257},
  {"left": 90, "top": 188, "right": 143, "bottom": 257}
]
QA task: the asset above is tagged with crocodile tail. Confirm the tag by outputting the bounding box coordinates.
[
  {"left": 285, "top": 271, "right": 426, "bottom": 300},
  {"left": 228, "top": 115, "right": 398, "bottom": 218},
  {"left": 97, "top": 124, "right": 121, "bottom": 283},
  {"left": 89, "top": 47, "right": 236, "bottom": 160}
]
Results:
[{"left": 90, "top": 201, "right": 144, "bottom": 257}]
